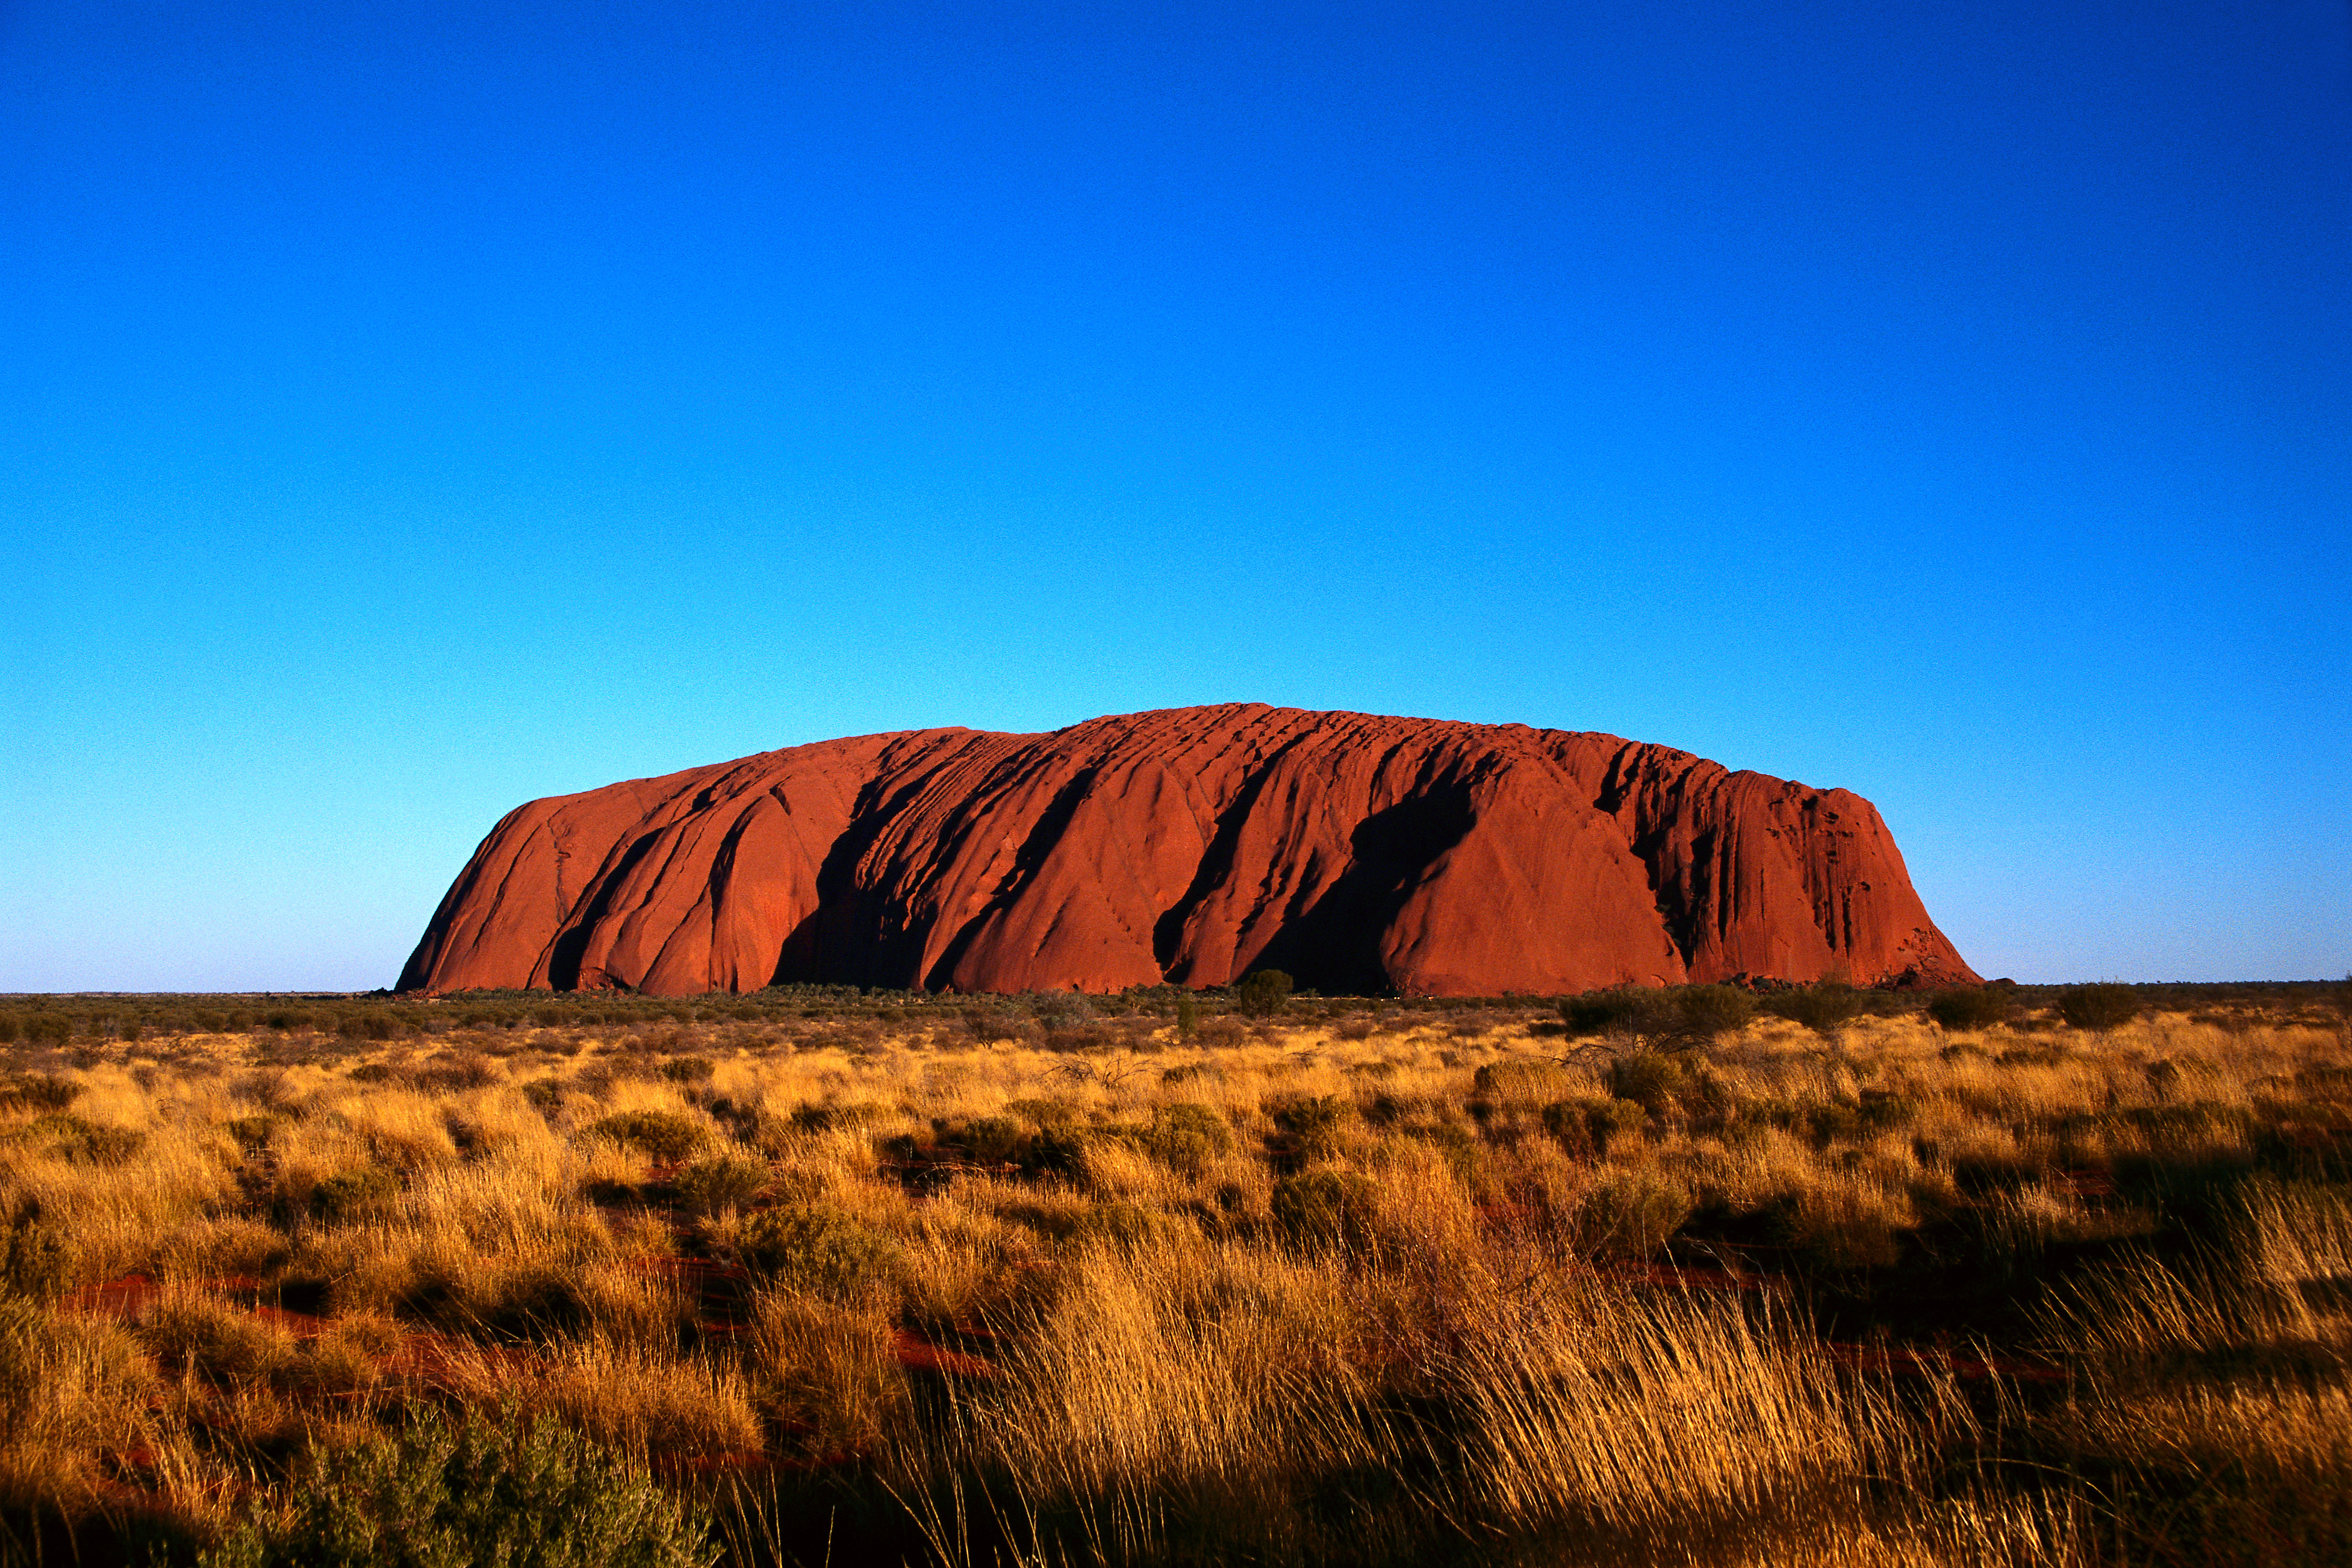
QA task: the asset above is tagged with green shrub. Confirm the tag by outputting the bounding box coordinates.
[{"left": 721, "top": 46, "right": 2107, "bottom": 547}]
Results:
[
  {"left": 1410, "top": 1121, "right": 1482, "bottom": 1183},
  {"left": 588, "top": 1110, "right": 706, "bottom": 1163},
  {"left": 1271, "top": 1170, "right": 1377, "bottom": 1246},
  {"left": 1005, "top": 1096, "right": 1078, "bottom": 1127},
  {"left": 1175, "top": 994, "right": 1198, "bottom": 1039},
  {"left": 1142, "top": 1103, "right": 1235, "bottom": 1175},
  {"left": 735, "top": 1204, "right": 903, "bottom": 1301},
  {"left": 1, "top": 1074, "right": 80, "bottom": 1112},
  {"left": 1577, "top": 1168, "right": 1693, "bottom": 1260},
  {"left": 0, "top": 1210, "right": 70, "bottom": 1301},
  {"left": 335, "top": 1009, "right": 403, "bottom": 1042},
  {"left": 659, "top": 1057, "right": 715, "bottom": 1084},
  {"left": 1538, "top": 1099, "right": 1598, "bottom": 1157},
  {"left": 2060, "top": 983, "right": 2141, "bottom": 1033},
  {"left": 311, "top": 1167, "right": 400, "bottom": 1222},
  {"left": 139, "top": 1297, "right": 291, "bottom": 1385},
  {"left": 1268, "top": 1094, "right": 1353, "bottom": 1160},
  {"left": 1559, "top": 988, "right": 1669, "bottom": 1039},
  {"left": 1605, "top": 1054, "right": 1688, "bottom": 1116},
  {"left": 671, "top": 1154, "right": 769, "bottom": 1214},
  {"left": 1071, "top": 1200, "right": 1169, "bottom": 1248},
  {"left": 1542, "top": 1096, "right": 1647, "bottom": 1157},
  {"left": 1769, "top": 1186, "right": 1910, "bottom": 1272},
  {"left": 19, "top": 1114, "right": 145, "bottom": 1166},
  {"left": 942, "top": 1115, "right": 1028, "bottom": 1163},
  {"left": 1928, "top": 988, "right": 2010, "bottom": 1030},
  {"left": 1026, "top": 1124, "right": 1092, "bottom": 1179},
  {"left": 1234, "top": 969, "right": 1293, "bottom": 1018},
  {"left": 225, "top": 1115, "right": 279, "bottom": 1148},
  {"left": 961, "top": 1007, "right": 1029, "bottom": 1043},
  {"left": 1805, "top": 1101, "right": 1867, "bottom": 1145},
  {"left": 200, "top": 1405, "right": 713, "bottom": 1568},
  {"left": 1673, "top": 985, "right": 1757, "bottom": 1041}
]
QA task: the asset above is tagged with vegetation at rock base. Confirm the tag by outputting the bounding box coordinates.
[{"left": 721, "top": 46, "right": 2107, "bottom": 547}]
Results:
[{"left": 0, "top": 980, "right": 2345, "bottom": 1565}]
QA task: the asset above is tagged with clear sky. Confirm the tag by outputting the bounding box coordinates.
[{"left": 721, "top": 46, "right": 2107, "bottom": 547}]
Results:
[{"left": 5, "top": 1, "right": 2347, "bottom": 992}]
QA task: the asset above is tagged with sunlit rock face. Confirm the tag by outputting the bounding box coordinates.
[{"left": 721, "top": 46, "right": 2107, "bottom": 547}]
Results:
[{"left": 399, "top": 704, "right": 1977, "bottom": 998}]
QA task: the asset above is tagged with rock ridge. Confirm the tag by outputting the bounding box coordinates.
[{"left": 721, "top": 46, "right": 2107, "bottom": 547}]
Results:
[{"left": 397, "top": 704, "right": 1978, "bottom": 997}]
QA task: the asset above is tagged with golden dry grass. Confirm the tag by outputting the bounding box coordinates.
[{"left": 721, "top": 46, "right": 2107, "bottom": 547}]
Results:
[{"left": 0, "top": 986, "right": 2345, "bottom": 1564}]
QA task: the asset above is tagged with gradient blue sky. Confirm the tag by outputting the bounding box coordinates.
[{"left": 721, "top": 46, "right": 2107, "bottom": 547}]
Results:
[{"left": 5, "top": 1, "right": 2347, "bottom": 991}]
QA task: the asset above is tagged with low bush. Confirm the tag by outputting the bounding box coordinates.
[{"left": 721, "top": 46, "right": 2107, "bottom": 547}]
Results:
[
  {"left": 311, "top": 1166, "right": 400, "bottom": 1222},
  {"left": 941, "top": 1115, "right": 1028, "bottom": 1163},
  {"left": 224, "top": 1114, "right": 279, "bottom": 1148},
  {"left": 1928, "top": 988, "right": 2010, "bottom": 1030},
  {"left": 1673, "top": 984, "right": 1757, "bottom": 1041},
  {"left": 1769, "top": 1183, "right": 1913, "bottom": 1272},
  {"left": 1543, "top": 1096, "right": 1647, "bottom": 1157},
  {"left": 1559, "top": 987, "right": 1670, "bottom": 1039},
  {"left": 1, "top": 1074, "right": 81, "bottom": 1112},
  {"left": 201, "top": 1405, "right": 713, "bottom": 1568},
  {"left": 1194, "top": 1016, "right": 1248, "bottom": 1048},
  {"left": 1004, "top": 1096, "right": 1078, "bottom": 1127},
  {"left": 1577, "top": 1167, "right": 1693, "bottom": 1259},
  {"left": 139, "top": 1295, "right": 291, "bottom": 1386},
  {"left": 671, "top": 1154, "right": 770, "bottom": 1214},
  {"left": 0, "top": 1209, "right": 70, "bottom": 1300},
  {"left": 1605, "top": 1054, "right": 1688, "bottom": 1117},
  {"left": 960, "top": 1007, "right": 1030, "bottom": 1043},
  {"left": 1767, "top": 983, "right": 1864, "bottom": 1036},
  {"left": 334, "top": 1009, "right": 405, "bottom": 1042},
  {"left": 735, "top": 1204, "right": 903, "bottom": 1301},
  {"left": 1142, "top": 1103, "right": 1234, "bottom": 1175},
  {"left": 1270, "top": 1169, "right": 1377, "bottom": 1246},
  {"left": 1234, "top": 969, "right": 1294, "bottom": 1018},
  {"left": 2059, "top": 983, "right": 2141, "bottom": 1033},
  {"left": 588, "top": 1110, "right": 707, "bottom": 1162},
  {"left": 1268, "top": 1094, "right": 1353, "bottom": 1160},
  {"left": 19, "top": 1113, "right": 145, "bottom": 1166}
]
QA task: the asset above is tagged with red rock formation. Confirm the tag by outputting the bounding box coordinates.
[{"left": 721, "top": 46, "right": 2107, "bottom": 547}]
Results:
[{"left": 397, "top": 705, "right": 1978, "bottom": 997}]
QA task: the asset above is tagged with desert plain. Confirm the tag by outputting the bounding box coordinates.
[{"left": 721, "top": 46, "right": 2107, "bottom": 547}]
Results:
[{"left": 0, "top": 980, "right": 2346, "bottom": 1566}]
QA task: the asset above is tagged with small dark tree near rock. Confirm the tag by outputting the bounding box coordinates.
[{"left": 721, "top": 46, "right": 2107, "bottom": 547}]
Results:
[
  {"left": 1560, "top": 988, "right": 1668, "bottom": 1039},
  {"left": 1234, "top": 970, "right": 1292, "bottom": 1018},
  {"left": 2059, "top": 983, "right": 2140, "bottom": 1034},
  {"left": 1767, "top": 982, "right": 1863, "bottom": 1037},
  {"left": 1928, "top": 988, "right": 2010, "bottom": 1031},
  {"left": 1673, "top": 985, "right": 1755, "bottom": 1042}
]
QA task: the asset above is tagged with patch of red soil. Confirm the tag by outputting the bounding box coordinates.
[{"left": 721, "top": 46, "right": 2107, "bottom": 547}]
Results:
[
  {"left": 62, "top": 1275, "right": 165, "bottom": 1317},
  {"left": 889, "top": 1330, "right": 997, "bottom": 1379}
]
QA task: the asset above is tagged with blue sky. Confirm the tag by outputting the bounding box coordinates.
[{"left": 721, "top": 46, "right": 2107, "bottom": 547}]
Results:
[{"left": 5, "top": 1, "right": 2346, "bottom": 990}]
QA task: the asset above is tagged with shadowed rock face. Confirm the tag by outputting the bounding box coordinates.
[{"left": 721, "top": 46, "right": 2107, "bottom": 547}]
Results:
[{"left": 397, "top": 705, "right": 1978, "bottom": 997}]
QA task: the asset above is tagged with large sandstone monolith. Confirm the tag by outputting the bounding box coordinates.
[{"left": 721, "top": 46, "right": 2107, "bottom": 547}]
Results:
[{"left": 398, "top": 704, "right": 1977, "bottom": 997}]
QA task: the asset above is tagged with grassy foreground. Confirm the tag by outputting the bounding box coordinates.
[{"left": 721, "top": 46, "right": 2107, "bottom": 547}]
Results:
[{"left": 0, "top": 983, "right": 2347, "bottom": 1565}]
